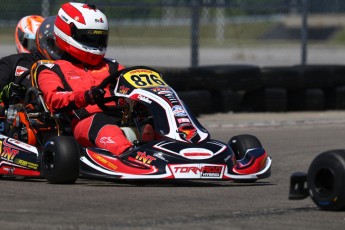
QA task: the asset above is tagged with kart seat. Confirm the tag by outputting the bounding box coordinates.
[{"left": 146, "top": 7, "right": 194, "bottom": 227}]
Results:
[{"left": 14, "top": 60, "right": 72, "bottom": 146}]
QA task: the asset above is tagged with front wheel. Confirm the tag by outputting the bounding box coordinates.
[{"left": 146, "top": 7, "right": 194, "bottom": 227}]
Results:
[
  {"left": 229, "top": 134, "right": 262, "bottom": 160},
  {"left": 41, "top": 136, "right": 80, "bottom": 184},
  {"left": 307, "top": 150, "right": 345, "bottom": 211},
  {"left": 229, "top": 134, "right": 263, "bottom": 183}
]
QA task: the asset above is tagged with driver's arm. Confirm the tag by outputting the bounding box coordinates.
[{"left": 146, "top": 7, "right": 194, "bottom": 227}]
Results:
[{"left": 37, "top": 65, "right": 88, "bottom": 113}]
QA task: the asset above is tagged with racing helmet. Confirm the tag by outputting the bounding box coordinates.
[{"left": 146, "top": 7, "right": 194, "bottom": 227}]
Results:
[
  {"left": 36, "top": 16, "right": 62, "bottom": 60},
  {"left": 15, "top": 15, "right": 44, "bottom": 53},
  {"left": 54, "top": 2, "right": 109, "bottom": 66}
]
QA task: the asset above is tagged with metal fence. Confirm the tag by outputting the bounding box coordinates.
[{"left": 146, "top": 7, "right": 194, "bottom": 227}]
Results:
[{"left": 1, "top": 0, "right": 345, "bottom": 67}]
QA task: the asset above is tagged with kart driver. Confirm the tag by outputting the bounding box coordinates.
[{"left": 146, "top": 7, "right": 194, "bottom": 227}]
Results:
[
  {"left": 0, "top": 15, "right": 61, "bottom": 134},
  {"left": 37, "top": 2, "right": 135, "bottom": 156},
  {"left": 0, "top": 15, "right": 61, "bottom": 107}
]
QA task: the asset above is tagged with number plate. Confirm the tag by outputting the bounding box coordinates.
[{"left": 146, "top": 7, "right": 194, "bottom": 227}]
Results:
[{"left": 123, "top": 69, "right": 168, "bottom": 88}]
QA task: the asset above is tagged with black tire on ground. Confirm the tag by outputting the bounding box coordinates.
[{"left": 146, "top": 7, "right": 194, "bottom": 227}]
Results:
[
  {"left": 288, "top": 88, "right": 325, "bottom": 111},
  {"left": 210, "top": 90, "right": 242, "bottom": 113},
  {"left": 305, "top": 88, "right": 325, "bottom": 111},
  {"left": 41, "top": 136, "right": 80, "bottom": 184},
  {"left": 332, "top": 86, "right": 345, "bottom": 109},
  {"left": 242, "top": 87, "right": 287, "bottom": 112},
  {"left": 294, "top": 65, "right": 334, "bottom": 89},
  {"left": 155, "top": 67, "right": 192, "bottom": 91},
  {"left": 307, "top": 150, "right": 345, "bottom": 211},
  {"left": 188, "top": 65, "right": 263, "bottom": 91},
  {"left": 228, "top": 134, "right": 262, "bottom": 160},
  {"left": 331, "top": 65, "right": 345, "bottom": 86},
  {"left": 178, "top": 90, "right": 212, "bottom": 116}
]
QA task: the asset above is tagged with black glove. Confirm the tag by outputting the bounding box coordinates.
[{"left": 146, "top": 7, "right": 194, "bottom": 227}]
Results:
[
  {"left": 84, "top": 87, "right": 105, "bottom": 105},
  {"left": 0, "top": 83, "right": 26, "bottom": 107}
]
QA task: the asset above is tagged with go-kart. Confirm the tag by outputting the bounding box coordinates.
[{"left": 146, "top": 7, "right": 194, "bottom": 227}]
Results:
[{"left": 0, "top": 62, "right": 271, "bottom": 184}]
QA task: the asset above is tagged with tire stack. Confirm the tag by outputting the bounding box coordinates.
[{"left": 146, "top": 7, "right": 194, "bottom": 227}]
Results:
[
  {"left": 327, "top": 65, "right": 345, "bottom": 109},
  {"left": 158, "top": 65, "right": 263, "bottom": 115},
  {"left": 156, "top": 64, "right": 345, "bottom": 114}
]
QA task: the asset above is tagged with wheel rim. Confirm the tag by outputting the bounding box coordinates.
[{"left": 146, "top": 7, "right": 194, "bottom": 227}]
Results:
[
  {"left": 44, "top": 150, "right": 55, "bottom": 172},
  {"left": 314, "top": 168, "right": 335, "bottom": 196}
]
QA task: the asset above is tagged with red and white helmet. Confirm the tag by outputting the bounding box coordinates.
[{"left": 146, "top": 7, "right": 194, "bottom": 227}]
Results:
[
  {"left": 54, "top": 2, "right": 109, "bottom": 66},
  {"left": 15, "top": 15, "right": 44, "bottom": 53}
]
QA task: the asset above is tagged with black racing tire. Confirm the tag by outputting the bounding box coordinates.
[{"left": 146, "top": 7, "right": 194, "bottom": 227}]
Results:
[
  {"left": 294, "top": 65, "right": 334, "bottom": 89},
  {"left": 41, "top": 136, "right": 80, "bottom": 184},
  {"left": 178, "top": 90, "right": 212, "bottom": 116},
  {"left": 188, "top": 65, "right": 263, "bottom": 91},
  {"left": 229, "top": 134, "right": 262, "bottom": 160},
  {"left": 332, "top": 86, "right": 345, "bottom": 109},
  {"left": 210, "top": 90, "right": 242, "bottom": 113},
  {"left": 288, "top": 88, "right": 325, "bottom": 111},
  {"left": 242, "top": 87, "right": 287, "bottom": 112},
  {"left": 261, "top": 66, "right": 303, "bottom": 90},
  {"left": 155, "top": 67, "right": 192, "bottom": 91},
  {"left": 307, "top": 150, "right": 345, "bottom": 211}
]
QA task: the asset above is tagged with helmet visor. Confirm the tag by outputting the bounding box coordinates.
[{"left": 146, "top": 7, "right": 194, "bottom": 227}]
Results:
[
  {"left": 72, "top": 28, "right": 108, "bottom": 49},
  {"left": 20, "top": 33, "right": 36, "bottom": 51}
]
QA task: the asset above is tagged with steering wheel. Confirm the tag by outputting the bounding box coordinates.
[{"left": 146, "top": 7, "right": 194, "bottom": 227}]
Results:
[{"left": 95, "top": 70, "right": 128, "bottom": 112}]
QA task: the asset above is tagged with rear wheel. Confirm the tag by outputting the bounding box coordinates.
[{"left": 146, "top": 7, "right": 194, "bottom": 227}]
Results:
[
  {"left": 307, "top": 150, "right": 345, "bottom": 211},
  {"left": 41, "top": 136, "right": 80, "bottom": 184}
]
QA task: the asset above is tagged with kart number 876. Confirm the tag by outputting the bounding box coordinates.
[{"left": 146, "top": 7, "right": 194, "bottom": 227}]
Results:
[{"left": 129, "top": 74, "right": 167, "bottom": 88}]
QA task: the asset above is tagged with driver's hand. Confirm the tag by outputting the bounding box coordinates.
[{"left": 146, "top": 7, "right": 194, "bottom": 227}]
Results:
[{"left": 84, "top": 86, "right": 105, "bottom": 105}]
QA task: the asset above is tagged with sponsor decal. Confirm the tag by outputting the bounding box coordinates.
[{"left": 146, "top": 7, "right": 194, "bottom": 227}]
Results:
[
  {"left": 118, "top": 85, "right": 130, "bottom": 95},
  {"left": 15, "top": 66, "right": 28, "bottom": 77},
  {"left": 0, "top": 140, "right": 19, "bottom": 162},
  {"left": 137, "top": 95, "right": 152, "bottom": 104},
  {"left": 177, "top": 123, "right": 197, "bottom": 143},
  {"left": 224, "top": 155, "right": 231, "bottom": 163},
  {"left": 153, "top": 152, "right": 168, "bottom": 162},
  {"left": 151, "top": 87, "right": 170, "bottom": 93},
  {"left": 9, "top": 139, "right": 38, "bottom": 154},
  {"left": 2, "top": 166, "right": 15, "bottom": 174},
  {"left": 200, "top": 166, "right": 223, "bottom": 178},
  {"left": 180, "top": 148, "right": 213, "bottom": 160},
  {"left": 14, "top": 159, "right": 38, "bottom": 170},
  {"left": 135, "top": 151, "right": 156, "bottom": 165},
  {"left": 172, "top": 105, "right": 187, "bottom": 117},
  {"left": 94, "top": 155, "right": 117, "bottom": 170},
  {"left": 68, "top": 76, "right": 81, "bottom": 80},
  {"left": 94, "top": 18, "right": 104, "bottom": 23},
  {"left": 169, "top": 164, "right": 224, "bottom": 179},
  {"left": 129, "top": 69, "right": 154, "bottom": 75},
  {"left": 86, "top": 149, "right": 118, "bottom": 170},
  {"left": 163, "top": 93, "right": 178, "bottom": 104},
  {"left": 99, "top": 137, "right": 115, "bottom": 144},
  {"left": 61, "top": 15, "right": 69, "bottom": 22},
  {"left": 157, "top": 90, "right": 172, "bottom": 94},
  {"left": 177, "top": 118, "right": 190, "bottom": 124}
]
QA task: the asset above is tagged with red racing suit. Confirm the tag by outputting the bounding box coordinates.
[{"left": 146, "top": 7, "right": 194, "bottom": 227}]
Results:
[{"left": 37, "top": 58, "right": 133, "bottom": 156}]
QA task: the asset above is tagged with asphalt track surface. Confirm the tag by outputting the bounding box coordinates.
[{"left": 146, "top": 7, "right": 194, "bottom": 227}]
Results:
[{"left": 2, "top": 111, "right": 345, "bottom": 230}]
